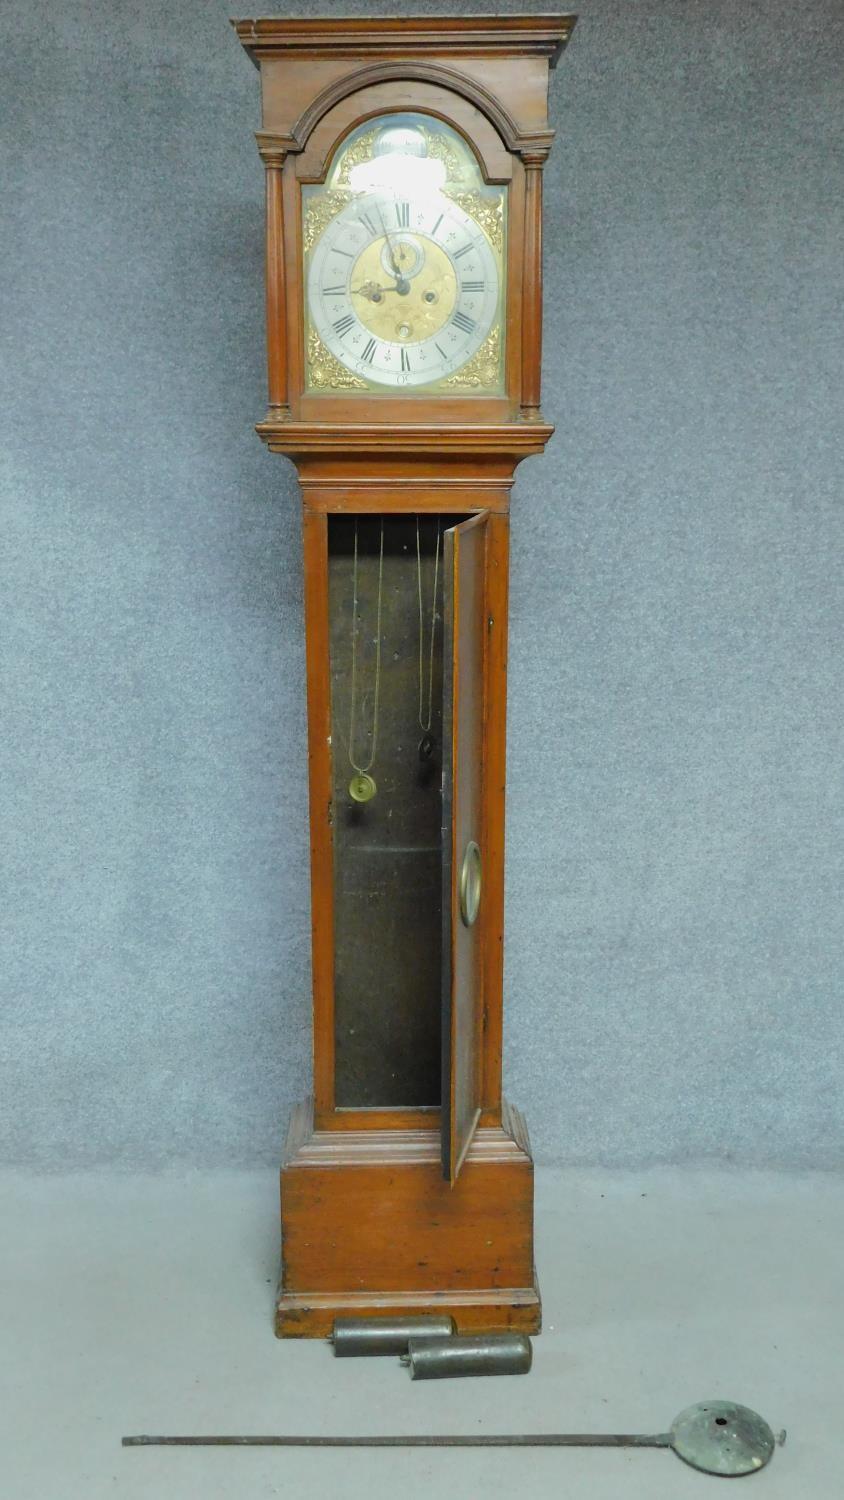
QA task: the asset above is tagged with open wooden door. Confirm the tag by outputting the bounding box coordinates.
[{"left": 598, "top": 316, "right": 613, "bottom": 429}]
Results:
[{"left": 441, "top": 512, "right": 488, "bottom": 1183}]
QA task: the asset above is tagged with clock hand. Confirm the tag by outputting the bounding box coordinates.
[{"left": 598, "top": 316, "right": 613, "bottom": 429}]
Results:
[
  {"left": 376, "top": 201, "right": 400, "bottom": 270},
  {"left": 351, "top": 279, "right": 405, "bottom": 302},
  {"left": 375, "top": 203, "right": 412, "bottom": 295},
  {"left": 351, "top": 279, "right": 386, "bottom": 302}
]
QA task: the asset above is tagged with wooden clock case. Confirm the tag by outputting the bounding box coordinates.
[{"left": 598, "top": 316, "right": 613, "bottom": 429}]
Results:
[{"left": 233, "top": 15, "right": 575, "bottom": 1338}]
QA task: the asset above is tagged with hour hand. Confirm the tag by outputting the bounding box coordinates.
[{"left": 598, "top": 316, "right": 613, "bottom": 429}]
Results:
[
  {"left": 351, "top": 278, "right": 389, "bottom": 303},
  {"left": 351, "top": 277, "right": 409, "bottom": 301}
]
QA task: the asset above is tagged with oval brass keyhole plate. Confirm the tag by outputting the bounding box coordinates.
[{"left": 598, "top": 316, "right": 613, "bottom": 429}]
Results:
[{"left": 459, "top": 841, "right": 482, "bottom": 927}]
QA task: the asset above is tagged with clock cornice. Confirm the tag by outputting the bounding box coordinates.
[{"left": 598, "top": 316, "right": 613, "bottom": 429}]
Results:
[{"left": 232, "top": 15, "right": 576, "bottom": 67}]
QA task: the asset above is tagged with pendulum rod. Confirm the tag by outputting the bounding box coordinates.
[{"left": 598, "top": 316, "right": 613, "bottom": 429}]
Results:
[
  {"left": 346, "top": 515, "right": 384, "bottom": 804},
  {"left": 415, "top": 514, "right": 441, "bottom": 762},
  {"left": 124, "top": 1432, "right": 671, "bottom": 1449}
]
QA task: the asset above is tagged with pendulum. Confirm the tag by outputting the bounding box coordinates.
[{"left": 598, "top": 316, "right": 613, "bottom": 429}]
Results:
[
  {"left": 346, "top": 517, "right": 384, "bottom": 805},
  {"left": 348, "top": 771, "right": 376, "bottom": 804},
  {"left": 416, "top": 516, "right": 440, "bottom": 762},
  {"left": 416, "top": 522, "right": 443, "bottom": 768},
  {"left": 124, "top": 1398, "right": 784, "bottom": 1475}
]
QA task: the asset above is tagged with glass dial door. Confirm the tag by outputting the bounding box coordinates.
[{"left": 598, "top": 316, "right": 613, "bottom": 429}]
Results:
[{"left": 303, "top": 114, "right": 507, "bottom": 396}]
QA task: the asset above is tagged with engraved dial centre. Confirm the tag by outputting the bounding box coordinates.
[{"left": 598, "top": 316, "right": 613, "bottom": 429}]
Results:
[{"left": 351, "top": 234, "right": 457, "bottom": 343}]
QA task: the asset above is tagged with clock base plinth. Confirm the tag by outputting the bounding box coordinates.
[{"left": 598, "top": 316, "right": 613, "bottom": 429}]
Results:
[
  {"left": 275, "top": 1097, "right": 540, "bottom": 1340},
  {"left": 276, "top": 1282, "right": 541, "bottom": 1339}
]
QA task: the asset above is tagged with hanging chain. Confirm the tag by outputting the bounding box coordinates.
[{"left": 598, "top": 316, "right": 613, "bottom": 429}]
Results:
[
  {"left": 347, "top": 516, "right": 384, "bottom": 776},
  {"left": 416, "top": 515, "right": 441, "bottom": 733}
]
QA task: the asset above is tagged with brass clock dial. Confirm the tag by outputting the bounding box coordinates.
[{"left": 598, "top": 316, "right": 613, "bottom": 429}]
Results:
[
  {"left": 308, "top": 191, "right": 499, "bottom": 389},
  {"left": 302, "top": 114, "right": 506, "bottom": 395}
]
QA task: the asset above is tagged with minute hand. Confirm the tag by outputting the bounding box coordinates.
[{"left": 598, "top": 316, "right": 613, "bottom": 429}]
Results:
[{"left": 376, "top": 203, "right": 411, "bottom": 294}]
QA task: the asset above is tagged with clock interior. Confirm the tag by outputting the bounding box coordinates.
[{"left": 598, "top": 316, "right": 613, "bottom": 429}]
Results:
[{"left": 328, "top": 514, "right": 462, "bottom": 1108}]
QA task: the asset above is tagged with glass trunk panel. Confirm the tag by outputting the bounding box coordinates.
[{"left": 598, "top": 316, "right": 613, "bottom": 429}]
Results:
[{"left": 328, "top": 514, "right": 453, "bottom": 1107}]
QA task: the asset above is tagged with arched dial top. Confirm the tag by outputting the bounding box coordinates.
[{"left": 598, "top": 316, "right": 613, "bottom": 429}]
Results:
[{"left": 303, "top": 113, "right": 507, "bottom": 395}]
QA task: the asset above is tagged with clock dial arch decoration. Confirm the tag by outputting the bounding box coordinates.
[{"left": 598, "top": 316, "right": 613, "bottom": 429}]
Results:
[{"left": 303, "top": 113, "right": 507, "bottom": 395}]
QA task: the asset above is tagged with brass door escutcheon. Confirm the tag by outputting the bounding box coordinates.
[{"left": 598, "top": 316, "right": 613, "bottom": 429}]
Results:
[{"left": 459, "top": 840, "right": 482, "bottom": 927}]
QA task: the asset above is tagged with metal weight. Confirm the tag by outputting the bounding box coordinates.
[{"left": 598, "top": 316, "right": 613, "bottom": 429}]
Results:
[
  {"left": 401, "top": 1333, "right": 532, "bottom": 1380},
  {"left": 331, "top": 1316, "right": 455, "bottom": 1357}
]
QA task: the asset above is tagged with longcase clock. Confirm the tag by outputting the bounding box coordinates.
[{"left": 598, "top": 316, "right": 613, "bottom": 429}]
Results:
[{"left": 233, "top": 14, "right": 576, "bottom": 1338}]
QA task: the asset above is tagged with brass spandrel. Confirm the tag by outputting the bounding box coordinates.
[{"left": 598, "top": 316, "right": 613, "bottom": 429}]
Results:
[
  {"left": 306, "top": 328, "right": 368, "bottom": 391},
  {"left": 302, "top": 190, "right": 352, "bottom": 253},
  {"left": 442, "top": 190, "right": 505, "bottom": 254},
  {"left": 441, "top": 328, "right": 501, "bottom": 391}
]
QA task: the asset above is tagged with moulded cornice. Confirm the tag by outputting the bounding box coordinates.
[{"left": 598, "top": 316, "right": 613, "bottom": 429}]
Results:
[{"left": 232, "top": 16, "right": 576, "bottom": 68}]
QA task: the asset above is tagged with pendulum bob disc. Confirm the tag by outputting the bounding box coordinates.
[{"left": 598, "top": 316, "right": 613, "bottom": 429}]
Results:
[{"left": 669, "top": 1401, "right": 779, "bottom": 1476}]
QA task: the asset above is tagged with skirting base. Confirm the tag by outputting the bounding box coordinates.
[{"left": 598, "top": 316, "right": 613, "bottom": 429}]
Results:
[
  {"left": 276, "top": 1279, "right": 541, "bottom": 1338},
  {"left": 274, "top": 1097, "right": 539, "bottom": 1339}
]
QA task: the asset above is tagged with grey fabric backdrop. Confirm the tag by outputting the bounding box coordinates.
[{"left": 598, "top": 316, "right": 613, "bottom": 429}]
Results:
[{"left": 2, "top": 0, "right": 841, "bottom": 1169}]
